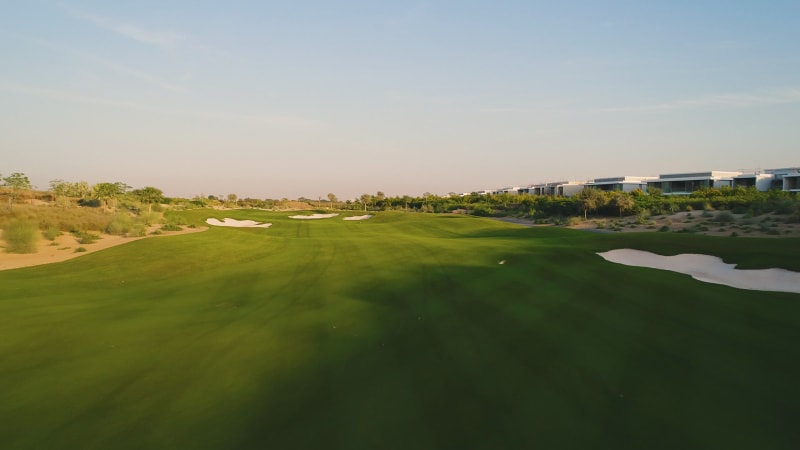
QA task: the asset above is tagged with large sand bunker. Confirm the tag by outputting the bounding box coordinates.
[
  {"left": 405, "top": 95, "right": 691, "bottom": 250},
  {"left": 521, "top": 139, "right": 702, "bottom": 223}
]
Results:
[
  {"left": 206, "top": 218, "right": 272, "bottom": 228},
  {"left": 289, "top": 213, "right": 339, "bottom": 219},
  {"left": 343, "top": 215, "right": 373, "bottom": 221},
  {"left": 598, "top": 249, "right": 800, "bottom": 294}
]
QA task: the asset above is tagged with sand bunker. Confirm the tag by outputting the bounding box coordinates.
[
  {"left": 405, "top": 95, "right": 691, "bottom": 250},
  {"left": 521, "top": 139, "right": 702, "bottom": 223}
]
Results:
[
  {"left": 206, "top": 218, "right": 272, "bottom": 228},
  {"left": 343, "top": 215, "right": 373, "bottom": 221},
  {"left": 598, "top": 249, "right": 800, "bottom": 294},
  {"left": 289, "top": 213, "right": 339, "bottom": 219}
]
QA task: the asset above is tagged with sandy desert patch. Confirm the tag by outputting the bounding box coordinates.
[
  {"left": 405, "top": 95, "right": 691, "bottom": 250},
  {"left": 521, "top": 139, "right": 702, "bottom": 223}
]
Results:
[
  {"left": 206, "top": 218, "right": 272, "bottom": 228},
  {"left": 289, "top": 213, "right": 339, "bottom": 219},
  {"left": 0, "top": 225, "right": 207, "bottom": 271},
  {"left": 343, "top": 215, "right": 373, "bottom": 221},
  {"left": 598, "top": 249, "right": 800, "bottom": 294}
]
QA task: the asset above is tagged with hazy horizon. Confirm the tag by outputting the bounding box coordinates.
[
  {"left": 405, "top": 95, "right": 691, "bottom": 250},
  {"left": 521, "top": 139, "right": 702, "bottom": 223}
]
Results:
[{"left": 2, "top": 1, "right": 798, "bottom": 200}]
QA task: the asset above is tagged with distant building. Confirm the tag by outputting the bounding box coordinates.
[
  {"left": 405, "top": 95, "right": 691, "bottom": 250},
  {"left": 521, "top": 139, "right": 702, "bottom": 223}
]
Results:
[
  {"left": 585, "top": 176, "right": 654, "bottom": 193},
  {"left": 773, "top": 168, "right": 800, "bottom": 192},
  {"left": 733, "top": 171, "right": 777, "bottom": 191},
  {"left": 647, "top": 171, "right": 741, "bottom": 195},
  {"left": 524, "top": 181, "right": 587, "bottom": 197},
  {"left": 496, "top": 186, "right": 524, "bottom": 195}
]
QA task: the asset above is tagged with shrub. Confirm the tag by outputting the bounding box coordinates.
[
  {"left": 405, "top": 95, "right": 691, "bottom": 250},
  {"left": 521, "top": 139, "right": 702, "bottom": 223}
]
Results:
[
  {"left": 105, "top": 215, "right": 132, "bottom": 236},
  {"left": 658, "top": 225, "right": 670, "bottom": 232},
  {"left": 161, "top": 223, "right": 182, "bottom": 232},
  {"left": 74, "top": 247, "right": 87, "bottom": 253},
  {"left": 566, "top": 217, "right": 582, "bottom": 226},
  {"left": 3, "top": 219, "right": 39, "bottom": 253},
  {"left": 730, "top": 231, "right": 739, "bottom": 237},
  {"left": 636, "top": 209, "right": 651, "bottom": 224},
  {"left": 42, "top": 226, "right": 62, "bottom": 241},
  {"left": 128, "top": 224, "right": 147, "bottom": 237},
  {"left": 715, "top": 211, "right": 735, "bottom": 224},
  {"left": 73, "top": 231, "right": 100, "bottom": 244}
]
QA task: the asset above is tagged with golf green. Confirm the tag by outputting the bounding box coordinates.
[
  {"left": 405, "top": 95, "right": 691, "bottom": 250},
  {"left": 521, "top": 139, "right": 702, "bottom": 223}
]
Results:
[{"left": 2, "top": 211, "right": 798, "bottom": 449}]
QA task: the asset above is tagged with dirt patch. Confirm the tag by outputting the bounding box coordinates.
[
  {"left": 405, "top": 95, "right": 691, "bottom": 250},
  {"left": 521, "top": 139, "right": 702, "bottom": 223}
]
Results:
[{"left": 0, "top": 225, "right": 207, "bottom": 271}]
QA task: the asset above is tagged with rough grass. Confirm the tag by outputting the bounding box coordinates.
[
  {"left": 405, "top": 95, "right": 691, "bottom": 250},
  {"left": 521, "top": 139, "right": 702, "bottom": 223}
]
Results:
[
  {"left": 1, "top": 211, "right": 799, "bottom": 449},
  {"left": 2, "top": 219, "right": 39, "bottom": 253}
]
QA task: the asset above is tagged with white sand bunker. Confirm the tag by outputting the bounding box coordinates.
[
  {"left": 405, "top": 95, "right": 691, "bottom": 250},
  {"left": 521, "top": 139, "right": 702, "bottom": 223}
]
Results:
[
  {"left": 598, "top": 249, "right": 800, "bottom": 294},
  {"left": 289, "top": 213, "right": 339, "bottom": 220},
  {"left": 343, "top": 215, "right": 373, "bottom": 221},
  {"left": 206, "top": 218, "right": 272, "bottom": 228}
]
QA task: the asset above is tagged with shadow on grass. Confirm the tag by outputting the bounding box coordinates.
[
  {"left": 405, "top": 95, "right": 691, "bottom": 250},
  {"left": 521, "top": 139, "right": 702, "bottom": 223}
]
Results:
[{"left": 224, "top": 254, "right": 800, "bottom": 450}]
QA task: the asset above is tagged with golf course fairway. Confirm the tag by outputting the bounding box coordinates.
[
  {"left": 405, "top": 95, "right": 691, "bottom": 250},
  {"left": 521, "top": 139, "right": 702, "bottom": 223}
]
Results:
[{"left": 2, "top": 211, "right": 798, "bottom": 449}]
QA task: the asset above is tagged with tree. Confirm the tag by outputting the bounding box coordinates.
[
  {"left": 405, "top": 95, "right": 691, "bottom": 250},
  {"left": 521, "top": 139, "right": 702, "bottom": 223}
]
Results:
[
  {"left": 68, "top": 181, "right": 91, "bottom": 199},
  {"left": 612, "top": 192, "right": 635, "bottom": 217},
  {"left": 3, "top": 172, "right": 32, "bottom": 211},
  {"left": 227, "top": 193, "right": 238, "bottom": 204},
  {"left": 376, "top": 191, "right": 386, "bottom": 210},
  {"left": 49, "top": 179, "right": 71, "bottom": 208},
  {"left": 327, "top": 193, "right": 337, "bottom": 209},
  {"left": 577, "top": 188, "right": 606, "bottom": 220},
  {"left": 93, "top": 182, "right": 130, "bottom": 211},
  {"left": 132, "top": 187, "right": 164, "bottom": 213},
  {"left": 360, "top": 193, "right": 371, "bottom": 212}
]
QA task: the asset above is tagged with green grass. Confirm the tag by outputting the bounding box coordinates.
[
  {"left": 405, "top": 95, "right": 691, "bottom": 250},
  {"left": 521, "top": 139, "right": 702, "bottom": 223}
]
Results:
[{"left": 1, "top": 211, "right": 799, "bottom": 449}]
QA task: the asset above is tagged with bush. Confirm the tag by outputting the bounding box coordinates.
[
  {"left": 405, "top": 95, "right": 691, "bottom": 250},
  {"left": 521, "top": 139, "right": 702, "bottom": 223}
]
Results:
[
  {"left": 715, "top": 211, "right": 735, "bottom": 224},
  {"left": 74, "top": 247, "right": 87, "bottom": 253},
  {"left": 128, "top": 224, "right": 147, "bottom": 237},
  {"left": 3, "top": 219, "right": 39, "bottom": 253},
  {"left": 73, "top": 231, "right": 100, "bottom": 244},
  {"left": 636, "top": 209, "right": 651, "bottom": 225},
  {"left": 105, "top": 215, "right": 132, "bottom": 236},
  {"left": 161, "top": 223, "right": 182, "bottom": 232},
  {"left": 566, "top": 217, "right": 582, "bottom": 226},
  {"left": 42, "top": 226, "right": 62, "bottom": 241},
  {"left": 658, "top": 225, "right": 670, "bottom": 232}
]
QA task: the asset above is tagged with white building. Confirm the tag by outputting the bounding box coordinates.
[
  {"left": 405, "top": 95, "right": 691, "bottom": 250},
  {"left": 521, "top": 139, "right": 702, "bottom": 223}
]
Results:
[
  {"left": 646, "top": 171, "right": 741, "bottom": 195},
  {"left": 525, "top": 181, "right": 587, "bottom": 197},
  {"left": 585, "top": 176, "right": 654, "bottom": 193}
]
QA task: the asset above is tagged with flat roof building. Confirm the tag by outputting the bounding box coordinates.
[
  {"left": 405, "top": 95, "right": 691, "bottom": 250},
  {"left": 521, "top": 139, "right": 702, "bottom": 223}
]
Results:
[
  {"left": 647, "top": 171, "right": 741, "bottom": 195},
  {"left": 586, "top": 176, "right": 655, "bottom": 193}
]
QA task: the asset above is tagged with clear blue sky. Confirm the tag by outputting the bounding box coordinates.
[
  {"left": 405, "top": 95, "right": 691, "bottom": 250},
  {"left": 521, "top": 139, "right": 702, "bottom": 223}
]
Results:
[{"left": 2, "top": 1, "right": 798, "bottom": 200}]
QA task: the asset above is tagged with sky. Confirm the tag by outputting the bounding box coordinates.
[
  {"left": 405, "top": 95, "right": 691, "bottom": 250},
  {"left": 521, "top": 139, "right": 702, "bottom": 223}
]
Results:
[{"left": 1, "top": 1, "right": 799, "bottom": 200}]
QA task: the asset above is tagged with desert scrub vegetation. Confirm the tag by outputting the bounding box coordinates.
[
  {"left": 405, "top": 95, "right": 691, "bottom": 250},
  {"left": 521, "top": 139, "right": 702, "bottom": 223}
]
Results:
[
  {"left": 105, "top": 213, "right": 151, "bottom": 237},
  {"left": 73, "top": 231, "right": 101, "bottom": 245},
  {"left": 0, "top": 204, "right": 113, "bottom": 233},
  {"left": 42, "top": 226, "right": 62, "bottom": 241},
  {"left": 2, "top": 219, "right": 39, "bottom": 253}
]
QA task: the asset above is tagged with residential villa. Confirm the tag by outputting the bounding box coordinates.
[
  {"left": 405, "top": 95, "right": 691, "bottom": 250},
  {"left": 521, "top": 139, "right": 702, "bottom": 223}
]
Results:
[
  {"left": 472, "top": 166, "right": 798, "bottom": 198},
  {"left": 585, "top": 176, "right": 654, "bottom": 193},
  {"left": 521, "top": 181, "right": 587, "bottom": 197},
  {"left": 646, "top": 171, "right": 741, "bottom": 195}
]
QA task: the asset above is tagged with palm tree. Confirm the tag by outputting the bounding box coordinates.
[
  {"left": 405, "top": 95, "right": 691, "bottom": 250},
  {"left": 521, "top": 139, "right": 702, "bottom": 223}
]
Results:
[{"left": 360, "top": 194, "right": 371, "bottom": 212}]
